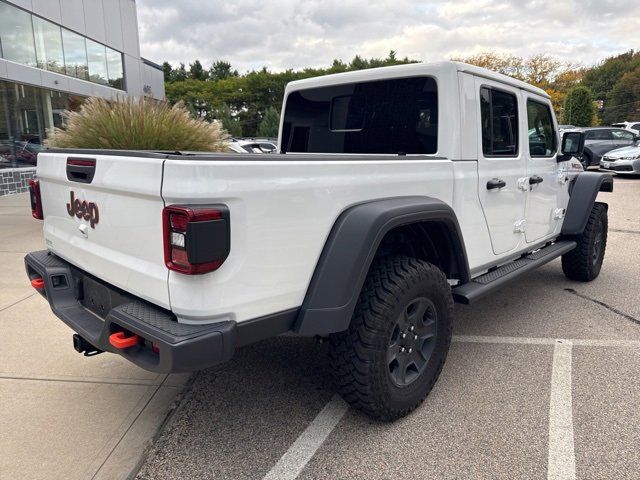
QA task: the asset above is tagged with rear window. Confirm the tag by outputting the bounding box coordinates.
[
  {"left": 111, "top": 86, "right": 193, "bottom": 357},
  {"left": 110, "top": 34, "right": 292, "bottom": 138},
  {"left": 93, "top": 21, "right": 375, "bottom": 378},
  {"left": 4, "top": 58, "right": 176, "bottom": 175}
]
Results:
[{"left": 281, "top": 77, "right": 438, "bottom": 154}]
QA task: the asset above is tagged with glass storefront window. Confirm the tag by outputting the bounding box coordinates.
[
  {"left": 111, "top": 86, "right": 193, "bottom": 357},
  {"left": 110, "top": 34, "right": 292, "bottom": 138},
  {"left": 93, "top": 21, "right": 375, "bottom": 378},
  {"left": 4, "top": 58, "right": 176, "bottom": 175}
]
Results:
[
  {"left": 33, "top": 16, "right": 65, "bottom": 74},
  {"left": 106, "top": 48, "right": 125, "bottom": 90},
  {"left": 0, "top": 80, "right": 85, "bottom": 169},
  {"left": 0, "top": 1, "right": 37, "bottom": 66},
  {"left": 86, "top": 40, "right": 108, "bottom": 85},
  {"left": 62, "top": 29, "right": 88, "bottom": 80},
  {"left": 0, "top": 1, "right": 125, "bottom": 92}
]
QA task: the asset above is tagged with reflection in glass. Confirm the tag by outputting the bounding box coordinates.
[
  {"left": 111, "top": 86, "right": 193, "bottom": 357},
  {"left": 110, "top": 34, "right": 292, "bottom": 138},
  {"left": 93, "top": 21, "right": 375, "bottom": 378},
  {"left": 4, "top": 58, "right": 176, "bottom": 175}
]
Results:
[
  {"left": 33, "top": 16, "right": 65, "bottom": 74},
  {"left": 62, "top": 29, "right": 88, "bottom": 80},
  {"left": 106, "top": 49, "right": 125, "bottom": 90},
  {"left": 87, "top": 40, "right": 108, "bottom": 85},
  {"left": 0, "top": 80, "right": 85, "bottom": 169},
  {"left": 0, "top": 2, "right": 37, "bottom": 66}
]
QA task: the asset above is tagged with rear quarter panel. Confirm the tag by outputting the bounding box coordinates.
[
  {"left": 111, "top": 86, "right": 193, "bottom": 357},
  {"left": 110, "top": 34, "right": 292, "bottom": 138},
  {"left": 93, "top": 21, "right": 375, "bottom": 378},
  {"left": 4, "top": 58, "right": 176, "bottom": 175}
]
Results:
[{"left": 162, "top": 156, "right": 455, "bottom": 323}]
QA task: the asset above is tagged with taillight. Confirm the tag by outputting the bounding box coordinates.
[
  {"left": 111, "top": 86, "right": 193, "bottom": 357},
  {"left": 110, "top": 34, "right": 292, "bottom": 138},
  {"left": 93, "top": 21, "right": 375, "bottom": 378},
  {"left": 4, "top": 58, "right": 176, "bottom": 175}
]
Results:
[
  {"left": 28, "top": 179, "right": 43, "bottom": 220},
  {"left": 162, "top": 205, "right": 230, "bottom": 274}
]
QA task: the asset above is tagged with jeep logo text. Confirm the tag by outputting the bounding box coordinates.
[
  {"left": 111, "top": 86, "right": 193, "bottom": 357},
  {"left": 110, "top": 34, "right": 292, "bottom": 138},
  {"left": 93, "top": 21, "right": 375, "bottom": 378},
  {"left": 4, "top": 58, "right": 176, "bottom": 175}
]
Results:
[{"left": 66, "top": 191, "right": 99, "bottom": 228}]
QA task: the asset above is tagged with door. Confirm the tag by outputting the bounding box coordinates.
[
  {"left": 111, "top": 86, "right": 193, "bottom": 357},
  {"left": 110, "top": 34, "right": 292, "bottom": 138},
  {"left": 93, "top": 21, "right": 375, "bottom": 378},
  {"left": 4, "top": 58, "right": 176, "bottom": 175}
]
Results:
[
  {"left": 524, "top": 96, "right": 566, "bottom": 243},
  {"left": 475, "top": 78, "right": 527, "bottom": 255},
  {"left": 611, "top": 129, "right": 636, "bottom": 149},
  {"left": 585, "top": 129, "right": 614, "bottom": 163}
]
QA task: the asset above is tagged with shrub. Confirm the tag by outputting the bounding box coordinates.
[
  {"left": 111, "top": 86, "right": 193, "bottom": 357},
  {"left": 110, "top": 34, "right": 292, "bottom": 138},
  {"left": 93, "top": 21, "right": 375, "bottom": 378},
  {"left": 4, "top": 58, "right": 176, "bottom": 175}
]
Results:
[{"left": 46, "top": 97, "right": 230, "bottom": 151}]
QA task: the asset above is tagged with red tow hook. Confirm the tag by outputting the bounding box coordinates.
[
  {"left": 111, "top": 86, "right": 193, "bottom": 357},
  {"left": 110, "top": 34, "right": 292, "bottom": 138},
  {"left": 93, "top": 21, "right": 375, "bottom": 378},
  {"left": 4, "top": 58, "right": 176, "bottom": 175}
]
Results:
[
  {"left": 109, "top": 331, "right": 140, "bottom": 349},
  {"left": 31, "top": 277, "right": 45, "bottom": 290}
]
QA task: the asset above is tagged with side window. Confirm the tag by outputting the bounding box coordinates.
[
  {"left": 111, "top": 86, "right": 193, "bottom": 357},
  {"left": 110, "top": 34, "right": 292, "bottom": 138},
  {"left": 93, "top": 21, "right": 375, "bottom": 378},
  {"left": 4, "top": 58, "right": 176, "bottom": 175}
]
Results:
[
  {"left": 586, "top": 130, "right": 612, "bottom": 141},
  {"left": 480, "top": 87, "right": 519, "bottom": 157},
  {"left": 632, "top": 123, "right": 640, "bottom": 131},
  {"left": 611, "top": 129, "right": 634, "bottom": 142},
  {"left": 526, "top": 100, "right": 557, "bottom": 157}
]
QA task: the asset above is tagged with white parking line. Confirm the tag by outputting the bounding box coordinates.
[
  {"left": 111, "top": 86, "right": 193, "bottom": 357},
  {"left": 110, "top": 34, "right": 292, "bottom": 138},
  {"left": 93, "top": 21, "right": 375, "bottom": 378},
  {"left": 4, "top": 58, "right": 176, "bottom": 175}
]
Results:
[
  {"left": 263, "top": 394, "right": 349, "bottom": 480},
  {"left": 547, "top": 340, "right": 576, "bottom": 480},
  {"left": 453, "top": 335, "right": 640, "bottom": 348},
  {"left": 263, "top": 334, "right": 634, "bottom": 480}
]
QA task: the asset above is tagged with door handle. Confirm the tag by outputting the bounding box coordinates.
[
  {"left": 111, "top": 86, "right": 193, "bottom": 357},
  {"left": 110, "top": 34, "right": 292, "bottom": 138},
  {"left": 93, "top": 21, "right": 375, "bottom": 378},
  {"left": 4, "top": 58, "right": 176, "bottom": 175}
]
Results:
[
  {"left": 529, "top": 175, "right": 544, "bottom": 185},
  {"left": 486, "top": 178, "right": 506, "bottom": 190}
]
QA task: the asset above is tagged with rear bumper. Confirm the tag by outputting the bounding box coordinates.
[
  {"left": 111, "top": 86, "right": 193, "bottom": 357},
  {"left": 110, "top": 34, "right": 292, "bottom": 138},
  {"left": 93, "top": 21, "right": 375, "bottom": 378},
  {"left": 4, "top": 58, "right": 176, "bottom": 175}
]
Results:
[{"left": 24, "top": 250, "right": 237, "bottom": 373}]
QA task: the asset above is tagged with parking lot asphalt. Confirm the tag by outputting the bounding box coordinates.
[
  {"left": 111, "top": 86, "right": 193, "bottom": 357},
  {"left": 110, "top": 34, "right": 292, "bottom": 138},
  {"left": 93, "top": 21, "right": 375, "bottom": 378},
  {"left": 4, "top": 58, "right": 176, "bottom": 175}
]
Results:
[{"left": 136, "top": 178, "right": 640, "bottom": 480}]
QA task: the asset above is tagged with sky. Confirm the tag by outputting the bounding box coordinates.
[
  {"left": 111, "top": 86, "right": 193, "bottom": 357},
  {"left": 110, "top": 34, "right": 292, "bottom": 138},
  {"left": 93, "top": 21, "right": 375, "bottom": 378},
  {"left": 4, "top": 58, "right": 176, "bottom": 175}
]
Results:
[{"left": 136, "top": 0, "right": 640, "bottom": 72}]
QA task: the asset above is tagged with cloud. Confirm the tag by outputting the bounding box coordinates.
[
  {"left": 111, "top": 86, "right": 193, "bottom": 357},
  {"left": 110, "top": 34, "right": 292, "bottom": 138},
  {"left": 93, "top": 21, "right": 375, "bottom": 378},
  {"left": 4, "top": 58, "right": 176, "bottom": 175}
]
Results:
[{"left": 136, "top": 0, "right": 640, "bottom": 71}]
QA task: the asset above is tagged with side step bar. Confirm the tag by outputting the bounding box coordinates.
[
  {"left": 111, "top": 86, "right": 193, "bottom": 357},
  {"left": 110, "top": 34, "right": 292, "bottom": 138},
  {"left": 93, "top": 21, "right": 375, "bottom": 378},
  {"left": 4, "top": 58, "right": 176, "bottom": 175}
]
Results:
[{"left": 452, "top": 240, "right": 577, "bottom": 304}]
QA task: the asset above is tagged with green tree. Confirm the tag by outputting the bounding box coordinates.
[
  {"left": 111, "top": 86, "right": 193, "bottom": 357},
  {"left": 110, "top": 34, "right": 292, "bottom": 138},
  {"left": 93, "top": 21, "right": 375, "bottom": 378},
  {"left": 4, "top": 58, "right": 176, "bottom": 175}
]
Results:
[
  {"left": 189, "top": 60, "right": 208, "bottom": 80},
  {"left": 162, "top": 61, "right": 173, "bottom": 82},
  {"left": 563, "top": 86, "right": 594, "bottom": 126},
  {"left": 215, "top": 105, "right": 242, "bottom": 137},
  {"left": 209, "top": 60, "right": 239, "bottom": 81},
  {"left": 582, "top": 50, "right": 640, "bottom": 101},
  {"left": 602, "top": 68, "right": 640, "bottom": 124},
  {"left": 257, "top": 107, "right": 280, "bottom": 137},
  {"left": 173, "top": 63, "right": 188, "bottom": 82}
]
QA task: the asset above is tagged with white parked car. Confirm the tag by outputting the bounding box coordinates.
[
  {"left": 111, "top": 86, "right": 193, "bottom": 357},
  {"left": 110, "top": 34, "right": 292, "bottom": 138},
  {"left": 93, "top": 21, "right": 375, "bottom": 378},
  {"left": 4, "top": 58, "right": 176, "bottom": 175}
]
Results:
[
  {"left": 25, "top": 61, "right": 612, "bottom": 420},
  {"left": 227, "top": 138, "right": 277, "bottom": 153},
  {"left": 601, "top": 142, "right": 640, "bottom": 175},
  {"left": 611, "top": 121, "right": 640, "bottom": 136}
]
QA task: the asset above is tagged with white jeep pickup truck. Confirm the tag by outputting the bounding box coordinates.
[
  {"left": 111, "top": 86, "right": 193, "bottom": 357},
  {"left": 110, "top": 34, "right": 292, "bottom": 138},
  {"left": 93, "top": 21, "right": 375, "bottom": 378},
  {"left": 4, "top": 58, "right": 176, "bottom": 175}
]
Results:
[{"left": 25, "top": 62, "right": 613, "bottom": 420}]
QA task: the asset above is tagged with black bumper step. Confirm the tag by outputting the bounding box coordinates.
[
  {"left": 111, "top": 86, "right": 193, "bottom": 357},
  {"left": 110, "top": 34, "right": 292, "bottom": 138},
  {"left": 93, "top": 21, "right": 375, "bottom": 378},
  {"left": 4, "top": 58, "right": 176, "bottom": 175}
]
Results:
[
  {"left": 452, "top": 240, "right": 577, "bottom": 304},
  {"left": 24, "top": 250, "right": 236, "bottom": 373}
]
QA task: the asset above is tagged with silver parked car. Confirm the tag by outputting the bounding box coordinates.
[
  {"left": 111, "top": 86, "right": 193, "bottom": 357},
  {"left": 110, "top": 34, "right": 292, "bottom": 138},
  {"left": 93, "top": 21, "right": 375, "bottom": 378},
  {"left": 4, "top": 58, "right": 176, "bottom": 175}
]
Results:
[{"left": 600, "top": 141, "right": 640, "bottom": 175}]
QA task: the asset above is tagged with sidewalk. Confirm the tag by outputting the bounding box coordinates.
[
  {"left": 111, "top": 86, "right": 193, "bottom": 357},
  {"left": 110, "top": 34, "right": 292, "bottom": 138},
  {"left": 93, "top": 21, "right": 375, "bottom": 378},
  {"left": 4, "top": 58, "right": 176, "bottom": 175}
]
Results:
[{"left": 0, "top": 193, "right": 187, "bottom": 480}]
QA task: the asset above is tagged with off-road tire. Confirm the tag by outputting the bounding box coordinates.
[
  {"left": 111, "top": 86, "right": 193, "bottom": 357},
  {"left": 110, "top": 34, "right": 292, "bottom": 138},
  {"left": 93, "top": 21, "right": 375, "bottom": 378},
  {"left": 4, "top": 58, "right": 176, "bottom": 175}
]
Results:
[
  {"left": 562, "top": 202, "right": 608, "bottom": 281},
  {"left": 329, "top": 255, "right": 453, "bottom": 421}
]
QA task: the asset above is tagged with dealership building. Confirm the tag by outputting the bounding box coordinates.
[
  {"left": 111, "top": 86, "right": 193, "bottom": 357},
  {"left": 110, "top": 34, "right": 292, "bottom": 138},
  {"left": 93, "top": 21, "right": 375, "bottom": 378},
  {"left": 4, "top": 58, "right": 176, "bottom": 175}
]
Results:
[{"left": 0, "top": 0, "right": 165, "bottom": 195}]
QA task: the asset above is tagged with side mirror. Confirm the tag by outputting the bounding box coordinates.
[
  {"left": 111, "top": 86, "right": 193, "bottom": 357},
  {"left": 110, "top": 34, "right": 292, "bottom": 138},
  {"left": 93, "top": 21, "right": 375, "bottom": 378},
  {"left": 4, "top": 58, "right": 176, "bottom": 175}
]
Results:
[{"left": 557, "top": 131, "right": 585, "bottom": 162}]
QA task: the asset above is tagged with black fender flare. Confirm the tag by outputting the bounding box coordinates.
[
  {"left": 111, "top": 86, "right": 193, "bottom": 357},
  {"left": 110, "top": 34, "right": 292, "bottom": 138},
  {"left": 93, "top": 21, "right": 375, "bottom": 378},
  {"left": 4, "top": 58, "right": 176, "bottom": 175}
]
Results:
[
  {"left": 561, "top": 172, "right": 613, "bottom": 236},
  {"left": 294, "top": 196, "right": 470, "bottom": 336}
]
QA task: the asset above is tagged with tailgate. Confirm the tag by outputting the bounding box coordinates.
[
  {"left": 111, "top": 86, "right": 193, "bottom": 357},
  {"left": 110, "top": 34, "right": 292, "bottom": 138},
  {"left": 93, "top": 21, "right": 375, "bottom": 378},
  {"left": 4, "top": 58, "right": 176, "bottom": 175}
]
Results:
[{"left": 36, "top": 151, "right": 169, "bottom": 308}]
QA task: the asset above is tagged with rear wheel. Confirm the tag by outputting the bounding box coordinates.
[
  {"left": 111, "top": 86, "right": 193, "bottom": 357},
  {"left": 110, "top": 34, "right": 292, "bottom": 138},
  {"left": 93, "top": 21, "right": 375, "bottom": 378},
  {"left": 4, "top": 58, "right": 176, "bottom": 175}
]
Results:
[
  {"left": 329, "top": 255, "right": 453, "bottom": 421},
  {"left": 562, "top": 202, "right": 608, "bottom": 281}
]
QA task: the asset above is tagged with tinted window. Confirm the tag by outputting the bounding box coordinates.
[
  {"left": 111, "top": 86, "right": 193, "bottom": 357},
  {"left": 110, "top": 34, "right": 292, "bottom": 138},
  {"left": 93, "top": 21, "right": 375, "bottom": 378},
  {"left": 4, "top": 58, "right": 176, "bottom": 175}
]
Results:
[
  {"left": 480, "top": 87, "right": 518, "bottom": 156},
  {"left": 282, "top": 77, "right": 438, "bottom": 154},
  {"left": 0, "top": 2, "right": 37, "bottom": 66},
  {"left": 86, "top": 39, "right": 108, "bottom": 85},
  {"left": 611, "top": 129, "right": 634, "bottom": 141},
  {"left": 527, "top": 100, "right": 557, "bottom": 156},
  {"left": 33, "top": 16, "right": 65, "bottom": 74},
  {"left": 585, "top": 129, "right": 612, "bottom": 141},
  {"left": 632, "top": 123, "right": 640, "bottom": 131},
  {"left": 62, "top": 29, "right": 88, "bottom": 80},
  {"left": 106, "top": 48, "right": 124, "bottom": 89}
]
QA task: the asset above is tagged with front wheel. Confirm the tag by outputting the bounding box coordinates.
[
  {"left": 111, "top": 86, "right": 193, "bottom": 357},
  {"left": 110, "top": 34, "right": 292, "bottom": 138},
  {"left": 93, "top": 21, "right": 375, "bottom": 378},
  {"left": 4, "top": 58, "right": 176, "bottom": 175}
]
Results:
[
  {"left": 562, "top": 202, "right": 608, "bottom": 281},
  {"left": 329, "top": 255, "right": 453, "bottom": 421}
]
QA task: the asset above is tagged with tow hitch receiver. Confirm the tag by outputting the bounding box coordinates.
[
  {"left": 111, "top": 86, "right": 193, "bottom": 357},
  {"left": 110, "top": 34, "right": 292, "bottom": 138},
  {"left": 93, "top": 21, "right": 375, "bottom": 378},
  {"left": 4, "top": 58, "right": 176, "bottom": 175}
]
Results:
[
  {"left": 73, "top": 334, "right": 103, "bottom": 357},
  {"left": 31, "top": 277, "right": 44, "bottom": 290},
  {"left": 109, "top": 331, "right": 140, "bottom": 349}
]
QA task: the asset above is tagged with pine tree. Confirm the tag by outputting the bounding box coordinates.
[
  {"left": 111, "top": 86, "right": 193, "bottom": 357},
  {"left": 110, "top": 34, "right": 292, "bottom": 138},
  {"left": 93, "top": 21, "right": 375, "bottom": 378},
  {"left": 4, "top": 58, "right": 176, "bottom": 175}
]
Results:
[
  {"left": 257, "top": 107, "right": 280, "bottom": 138},
  {"left": 563, "top": 86, "right": 594, "bottom": 127}
]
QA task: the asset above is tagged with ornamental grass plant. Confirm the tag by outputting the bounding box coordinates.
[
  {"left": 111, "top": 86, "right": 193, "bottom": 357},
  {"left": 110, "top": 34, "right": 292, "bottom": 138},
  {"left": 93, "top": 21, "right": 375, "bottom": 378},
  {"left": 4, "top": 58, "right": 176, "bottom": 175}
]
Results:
[{"left": 46, "top": 97, "right": 229, "bottom": 151}]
